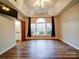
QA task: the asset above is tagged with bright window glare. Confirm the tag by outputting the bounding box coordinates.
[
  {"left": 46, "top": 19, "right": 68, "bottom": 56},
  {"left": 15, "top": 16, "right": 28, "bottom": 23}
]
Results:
[
  {"left": 37, "top": 23, "right": 46, "bottom": 35},
  {"left": 47, "top": 23, "right": 52, "bottom": 34},
  {"left": 31, "top": 24, "right": 36, "bottom": 35},
  {"left": 37, "top": 18, "right": 46, "bottom": 23},
  {"left": 31, "top": 18, "right": 52, "bottom": 35}
]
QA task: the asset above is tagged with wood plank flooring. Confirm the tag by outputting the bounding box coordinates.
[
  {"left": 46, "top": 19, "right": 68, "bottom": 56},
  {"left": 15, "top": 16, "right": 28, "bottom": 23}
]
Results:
[{"left": 0, "top": 40, "right": 79, "bottom": 59}]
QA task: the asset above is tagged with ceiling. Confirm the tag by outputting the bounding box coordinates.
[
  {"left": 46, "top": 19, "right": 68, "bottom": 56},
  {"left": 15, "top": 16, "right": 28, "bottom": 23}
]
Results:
[
  {"left": 23, "top": 0, "right": 79, "bottom": 17},
  {"left": 0, "top": 0, "right": 79, "bottom": 17},
  {"left": 24, "top": 0, "right": 57, "bottom": 13}
]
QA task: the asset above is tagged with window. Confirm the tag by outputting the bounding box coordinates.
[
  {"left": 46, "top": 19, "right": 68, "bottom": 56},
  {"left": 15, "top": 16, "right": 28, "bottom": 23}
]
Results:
[
  {"left": 47, "top": 23, "right": 52, "bottom": 35},
  {"left": 37, "top": 18, "right": 46, "bottom": 35},
  {"left": 31, "top": 18, "right": 52, "bottom": 35},
  {"left": 31, "top": 24, "right": 36, "bottom": 35},
  {"left": 37, "top": 23, "right": 46, "bottom": 35},
  {"left": 37, "top": 18, "right": 46, "bottom": 23}
]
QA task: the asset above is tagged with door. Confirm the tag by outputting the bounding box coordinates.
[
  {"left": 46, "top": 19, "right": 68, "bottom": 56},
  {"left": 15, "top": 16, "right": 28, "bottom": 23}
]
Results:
[{"left": 21, "top": 20, "right": 26, "bottom": 41}]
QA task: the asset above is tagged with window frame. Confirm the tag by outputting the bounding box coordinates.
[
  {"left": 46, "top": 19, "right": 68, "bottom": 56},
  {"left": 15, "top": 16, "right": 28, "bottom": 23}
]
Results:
[{"left": 31, "top": 18, "right": 52, "bottom": 36}]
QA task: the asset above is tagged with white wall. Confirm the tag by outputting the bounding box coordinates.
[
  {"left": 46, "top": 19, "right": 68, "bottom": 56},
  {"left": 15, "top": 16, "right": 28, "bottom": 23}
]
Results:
[
  {"left": 15, "top": 20, "right": 21, "bottom": 41},
  {"left": 0, "top": 14, "right": 16, "bottom": 55},
  {"left": 59, "top": 2, "right": 79, "bottom": 49}
]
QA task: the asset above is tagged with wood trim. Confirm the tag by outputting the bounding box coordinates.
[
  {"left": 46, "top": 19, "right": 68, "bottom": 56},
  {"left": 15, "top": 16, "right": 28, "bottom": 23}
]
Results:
[{"left": 21, "top": 20, "right": 26, "bottom": 41}]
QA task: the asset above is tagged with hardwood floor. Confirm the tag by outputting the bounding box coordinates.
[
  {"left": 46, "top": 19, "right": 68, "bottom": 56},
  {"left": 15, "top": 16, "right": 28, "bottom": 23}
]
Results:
[{"left": 0, "top": 40, "right": 79, "bottom": 59}]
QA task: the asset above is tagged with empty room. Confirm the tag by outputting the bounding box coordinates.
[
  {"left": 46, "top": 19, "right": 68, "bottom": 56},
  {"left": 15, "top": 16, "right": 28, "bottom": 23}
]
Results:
[{"left": 0, "top": 0, "right": 79, "bottom": 59}]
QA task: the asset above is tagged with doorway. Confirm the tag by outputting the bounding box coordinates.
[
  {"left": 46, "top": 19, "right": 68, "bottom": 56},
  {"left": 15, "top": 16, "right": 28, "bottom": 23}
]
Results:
[
  {"left": 15, "top": 20, "right": 21, "bottom": 42},
  {"left": 21, "top": 20, "right": 26, "bottom": 41}
]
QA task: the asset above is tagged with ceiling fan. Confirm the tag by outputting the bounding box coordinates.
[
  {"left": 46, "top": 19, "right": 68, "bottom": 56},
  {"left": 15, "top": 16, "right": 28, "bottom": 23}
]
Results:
[{"left": 33, "top": 0, "right": 49, "bottom": 8}]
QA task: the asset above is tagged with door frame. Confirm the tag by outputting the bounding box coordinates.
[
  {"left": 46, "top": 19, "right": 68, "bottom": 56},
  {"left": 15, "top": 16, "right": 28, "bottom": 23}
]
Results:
[{"left": 21, "top": 20, "right": 26, "bottom": 41}]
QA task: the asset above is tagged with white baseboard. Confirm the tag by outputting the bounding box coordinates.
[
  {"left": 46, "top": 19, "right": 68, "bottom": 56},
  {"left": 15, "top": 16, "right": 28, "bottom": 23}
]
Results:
[
  {"left": 0, "top": 43, "right": 16, "bottom": 55},
  {"left": 60, "top": 39, "right": 79, "bottom": 50}
]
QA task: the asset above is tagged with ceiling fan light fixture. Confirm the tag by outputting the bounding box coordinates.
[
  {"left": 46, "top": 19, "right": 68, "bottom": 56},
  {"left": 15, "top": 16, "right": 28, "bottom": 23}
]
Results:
[{"left": 33, "top": 0, "right": 57, "bottom": 8}]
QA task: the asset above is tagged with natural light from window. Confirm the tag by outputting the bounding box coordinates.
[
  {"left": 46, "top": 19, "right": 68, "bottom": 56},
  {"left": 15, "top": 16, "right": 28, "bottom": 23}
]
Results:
[{"left": 31, "top": 18, "right": 52, "bottom": 36}]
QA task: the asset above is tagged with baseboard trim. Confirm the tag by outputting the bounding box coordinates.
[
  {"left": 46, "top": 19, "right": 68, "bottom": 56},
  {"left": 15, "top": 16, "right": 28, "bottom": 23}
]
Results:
[
  {"left": 60, "top": 39, "right": 79, "bottom": 50},
  {"left": 0, "top": 43, "right": 16, "bottom": 55}
]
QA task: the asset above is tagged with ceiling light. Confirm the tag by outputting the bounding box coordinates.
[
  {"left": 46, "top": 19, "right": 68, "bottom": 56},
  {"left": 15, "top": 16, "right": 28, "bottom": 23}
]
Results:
[
  {"left": 2, "top": 6, "right": 10, "bottom": 11},
  {"left": 33, "top": 0, "right": 55, "bottom": 8},
  {"left": 2, "top": 6, "right": 6, "bottom": 10},
  {"left": 6, "top": 8, "right": 10, "bottom": 11}
]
